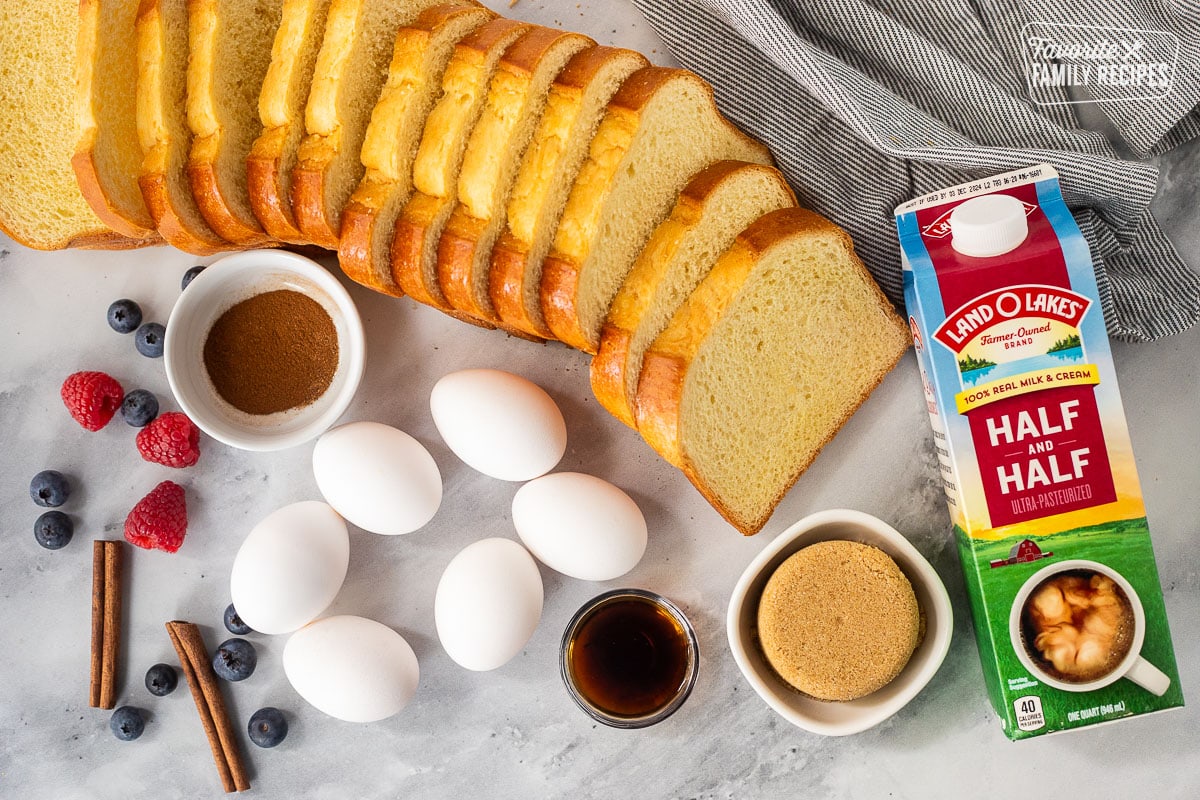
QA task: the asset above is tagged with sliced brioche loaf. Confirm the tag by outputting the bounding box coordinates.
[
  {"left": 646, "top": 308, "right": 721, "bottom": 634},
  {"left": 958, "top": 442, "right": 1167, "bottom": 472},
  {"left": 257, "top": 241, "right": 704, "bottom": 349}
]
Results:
[
  {"left": 187, "top": 0, "right": 285, "bottom": 245},
  {"left": 390, "top": 17, "right": 531, "bottom": 311},
  {"left": 591, "top": 161, "right": 796, "bottom": 428},
  {"left": 541, "top": 68, "right": 772, "bottom": 353},
  {"left": 246, "top": 0, "right": 335, "bottom": 243},
  {"left": 292, "top": 0, "right": 458, "bottom": 249},
  {"left": 338, "top": 3, "right": 494, "bottom": 295},
  {"left": 136, "top": 0, "right": 233, "bottom": 254},
  {"left": 74, "top": 0, "right": 160, "bottom": 240},
  {"left": 435, "top": 29, "right": 594, "bottom": 327},
  {"left": 634, "top": 208, "right": 911, "bottom": 534},
  {"left": 488, "top": 45, "right": 647, "bottom": 339},
  {"left": 0, "top": 0, "right": 136, "bottom": 249}
]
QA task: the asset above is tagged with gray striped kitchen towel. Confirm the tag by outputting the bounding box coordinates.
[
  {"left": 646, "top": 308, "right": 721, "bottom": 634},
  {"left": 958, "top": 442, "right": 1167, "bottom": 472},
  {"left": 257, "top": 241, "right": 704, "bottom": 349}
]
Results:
[{"left": 630, "top": 0, "right": 1200, "bottom": 341}]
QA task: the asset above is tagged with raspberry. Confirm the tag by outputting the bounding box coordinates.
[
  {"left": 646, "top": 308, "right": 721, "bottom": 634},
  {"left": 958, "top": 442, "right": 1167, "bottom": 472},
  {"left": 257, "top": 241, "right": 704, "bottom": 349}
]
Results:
[
  {"left": 124, "top": 481, "right": 187, "bottom": 553},
  {"left": 61, "top": 371, "right": 124, "bottom": 431},
  {"left": 136, "top": 412, "right": 201, "bottom": 468}
]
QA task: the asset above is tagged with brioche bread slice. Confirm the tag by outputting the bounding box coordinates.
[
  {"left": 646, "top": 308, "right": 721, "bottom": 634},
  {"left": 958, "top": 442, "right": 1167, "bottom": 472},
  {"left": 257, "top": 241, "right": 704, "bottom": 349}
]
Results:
[
  {"left": 488, "top": 45, "right": 647, "bottom": 339},
  {"left": 292, "top": 0, "right": 459, "bottom": 249},
  {"left": 541, "top": 68, "right": 772, "bottom": 353},
  {"left": 435, "top": 29, "right": 594, "bottom": 327},
  {"left": 390, "top": 17, "right": 531, "bottom": 312},
  {"left": 338, "top": 3, "right": 495, "bottom": 295},
  {"left": 591, "top": 161, "right": 796, "bottom": 428},
  {"left": 0, "top": 0, "right": 137, "bottom": 250},
  {"left": 634, "top": 208, "right": 911, "bottom": 535},
  {"left": 246, "top": 0, "right": 335, "bottom": 243},
  {"left": 186, "top": 0, "right": 285, "bottom": 246},
  {"left": 74, "top": 0, "right": 160, "bottom": 240},
  {"left": 136, "top": 0, "right": 233, "bottom": 254}
]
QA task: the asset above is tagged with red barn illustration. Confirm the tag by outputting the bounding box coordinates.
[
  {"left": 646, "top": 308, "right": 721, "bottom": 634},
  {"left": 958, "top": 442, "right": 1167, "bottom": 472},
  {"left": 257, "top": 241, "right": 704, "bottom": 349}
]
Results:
[{"left": 989, "top": 539, "right": 1053, "bottom": 568}]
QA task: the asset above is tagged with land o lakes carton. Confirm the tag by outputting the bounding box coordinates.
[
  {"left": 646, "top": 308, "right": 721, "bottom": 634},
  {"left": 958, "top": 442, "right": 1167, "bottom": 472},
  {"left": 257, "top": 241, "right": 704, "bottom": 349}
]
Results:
[{"left": 895, "top": 165, "right": 1183, "bottom": 739}]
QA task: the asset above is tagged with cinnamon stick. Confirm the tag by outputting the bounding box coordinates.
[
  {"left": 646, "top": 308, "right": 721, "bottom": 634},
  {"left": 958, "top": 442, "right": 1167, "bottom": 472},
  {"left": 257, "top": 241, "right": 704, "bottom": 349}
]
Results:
[
  {"left": 100, "top": 542, "right": 122, "bottom": 709},
  {"left": 89, "top": 540, "right": 123, "bottom": 709},
  {"left": 166, "top": 621, "right": 250, "bottom": 793},
  {"left": 88, "top": 542, "right": 104, "bottom": 708}
]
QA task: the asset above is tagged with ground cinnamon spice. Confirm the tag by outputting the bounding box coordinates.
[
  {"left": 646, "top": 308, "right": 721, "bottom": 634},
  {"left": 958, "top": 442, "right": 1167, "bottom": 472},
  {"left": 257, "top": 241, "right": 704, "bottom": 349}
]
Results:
[{"left": 203, "top": 289, "right": 338, "bottom": 415}]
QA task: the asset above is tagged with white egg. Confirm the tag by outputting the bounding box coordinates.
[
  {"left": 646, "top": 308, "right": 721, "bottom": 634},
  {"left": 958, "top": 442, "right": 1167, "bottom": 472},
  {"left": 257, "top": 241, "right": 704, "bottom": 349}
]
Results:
[
  {"left": 283, "top": 615, "right": 419, "bottom": 723},
  {"left": 230, "top": 501, "right": 349, "bottom": 635},
  {"left": 313, "top": 421, "right": 442, "bottom": 535},
  {"left": 512, "top": 472, "right": 647, "bottom": 581},
  {"left": 430, "top": 369, "right": 566, "bottom": 481},
  {"left": 435, "top": 538, "right": 543, "bottom": 671}
]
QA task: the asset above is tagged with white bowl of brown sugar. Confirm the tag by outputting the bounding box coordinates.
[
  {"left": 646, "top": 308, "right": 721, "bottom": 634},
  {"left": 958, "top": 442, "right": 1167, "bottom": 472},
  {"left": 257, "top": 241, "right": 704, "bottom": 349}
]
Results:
[{"left": 164, "top": 250, "right": 366, "bottom": 451}]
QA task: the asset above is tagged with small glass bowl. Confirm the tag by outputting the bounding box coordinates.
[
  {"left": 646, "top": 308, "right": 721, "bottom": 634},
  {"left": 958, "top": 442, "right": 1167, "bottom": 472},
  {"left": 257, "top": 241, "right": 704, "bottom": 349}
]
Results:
[{"left": 559, "top": 588, "right": 699, "bottom": 729}]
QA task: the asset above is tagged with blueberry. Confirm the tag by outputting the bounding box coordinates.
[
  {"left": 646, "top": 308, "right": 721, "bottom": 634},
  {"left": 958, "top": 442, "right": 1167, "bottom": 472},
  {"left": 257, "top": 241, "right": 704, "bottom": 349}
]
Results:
[
  {"left": 247, "top": 707, "right": 288, "bottom": 748},
  {"left": 109, "top": 707, "right": 145, "bottom": 741},
  {"left": 134, "top": 322, "right": 166, "bottom": 358},
  {"left": 34, "top": 511, "right": 73, "bottom": 550},
  {"left": 212, "top": 638, "right": 256, "bottom": 682},
  {"left": 106, "top": 299, "right": 143, "bottom": 334},
  {"left": 120, "top": 389, "right": 159, "bottom": 427},
  {"left": 181, "top": 265, "right": 206, "bottom": 291},
  {"left": 30, "top": 470, "right": 70, "bottom": 507},
  {"left": 223, "top": 603, "right": 253, "bottom": 636},
  {"left": 145, "top": 663, "right": 177, "bottom": 697}
]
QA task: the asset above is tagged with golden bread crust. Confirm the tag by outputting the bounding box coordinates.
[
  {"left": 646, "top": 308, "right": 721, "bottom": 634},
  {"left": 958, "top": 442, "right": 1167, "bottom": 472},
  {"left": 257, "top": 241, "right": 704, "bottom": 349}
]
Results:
[
  {"left": 74, "top": 0, "right": 159, "bottom": 239},
  {"left": 135, "top": 0, "right": 234, "bottom": 254},
  {"left": 541, "top": 67, "right": 772, "bottom": 353},
  {"left": 390, "top": 16, "right": 530, "bottom": 310},
  {"left": 247, "top": 0, "right": 335, "bottom": 244},
  {"left": 488, "top": 46, "right": 647, "bottom": 339},
  {"left": 247, "top": 126, "right": 308, "bottom": 242},
  {"left": 634, "top": 207, "right": 910, "bottom": 535},
  {"left": 591, "top": 161, "right": 795, "bottom": 427},
  {"left": 338, "top": 3, "right": 494, "bottom": 292},
  {"left": 435, "top": 29, "right": 594, "bottom": 325}
]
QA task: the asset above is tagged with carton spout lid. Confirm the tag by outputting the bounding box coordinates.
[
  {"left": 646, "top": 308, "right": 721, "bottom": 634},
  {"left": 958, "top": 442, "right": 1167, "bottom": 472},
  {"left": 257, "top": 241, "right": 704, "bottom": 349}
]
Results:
[{"left": 950, "top": 195, "right": 1028, "bottom": 258}]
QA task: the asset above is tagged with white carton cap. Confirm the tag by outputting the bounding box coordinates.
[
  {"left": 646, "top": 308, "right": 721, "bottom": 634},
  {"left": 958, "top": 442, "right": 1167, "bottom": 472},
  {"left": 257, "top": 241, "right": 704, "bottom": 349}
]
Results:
[{"left": 950, "top": 194, "right": 1029, "bottom": 258}]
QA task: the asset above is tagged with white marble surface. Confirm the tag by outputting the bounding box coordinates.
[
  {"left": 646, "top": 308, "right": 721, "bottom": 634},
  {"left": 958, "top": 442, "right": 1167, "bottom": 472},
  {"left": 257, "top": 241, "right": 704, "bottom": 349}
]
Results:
[{"left": 2, "top": 2, "right": 1199, "bottom": 798}]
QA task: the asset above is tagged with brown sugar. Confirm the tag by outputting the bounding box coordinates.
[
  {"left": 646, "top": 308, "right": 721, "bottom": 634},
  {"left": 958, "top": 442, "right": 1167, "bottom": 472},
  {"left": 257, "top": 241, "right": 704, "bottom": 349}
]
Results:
[
  {"left": 202, "top": 289, "right": 338, "bottom": 415},
  {"left": 756, "top": 540, "right": 920, "bottom": 701}
]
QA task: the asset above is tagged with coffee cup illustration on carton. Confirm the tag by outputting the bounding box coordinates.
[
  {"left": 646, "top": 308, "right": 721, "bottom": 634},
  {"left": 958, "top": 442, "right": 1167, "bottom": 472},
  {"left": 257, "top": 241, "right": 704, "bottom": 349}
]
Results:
[{"left": 1009, "top": 560, "right": 1169, "bottom": 696}]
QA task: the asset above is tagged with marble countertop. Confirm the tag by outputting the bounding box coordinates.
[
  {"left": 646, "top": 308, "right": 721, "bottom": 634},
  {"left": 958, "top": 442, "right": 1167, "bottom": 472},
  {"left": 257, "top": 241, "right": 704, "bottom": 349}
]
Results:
[{"left": 2, "top": 2, "right": 1198, "bottom": 798}]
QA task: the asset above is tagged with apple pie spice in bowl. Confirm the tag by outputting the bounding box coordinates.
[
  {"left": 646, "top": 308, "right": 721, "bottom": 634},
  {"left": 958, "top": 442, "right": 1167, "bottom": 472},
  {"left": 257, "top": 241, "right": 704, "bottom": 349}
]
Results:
[
  {"left": 202, "top": 289, "right": 338, "bottom": 416},
  {"left": 165, "top": 250, "right": 365, "bottom": 451}
]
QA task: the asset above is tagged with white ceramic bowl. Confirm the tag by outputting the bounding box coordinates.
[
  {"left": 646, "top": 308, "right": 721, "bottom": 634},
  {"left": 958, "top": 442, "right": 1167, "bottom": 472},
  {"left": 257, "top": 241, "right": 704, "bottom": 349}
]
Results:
[
  {"left": 164, "top": 250, "right": 365, "bottom": 451},
  {"left": 727, "top": 509, "right": 953, "bottom": 736}
]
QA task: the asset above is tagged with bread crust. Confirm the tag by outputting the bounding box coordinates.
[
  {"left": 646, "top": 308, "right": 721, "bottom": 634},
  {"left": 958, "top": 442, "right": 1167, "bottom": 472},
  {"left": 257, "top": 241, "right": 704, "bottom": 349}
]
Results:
[
  {"left": 338, "top": 3, "right": 493, "bottom": 293},
  {"left": 0, "top": 216, "right": 148, "bottom": 250},
  {"left": 591, "top": 161, "right": 795, "bottom": 427},
  {"left": 634, "top": 207, "right": 910, "bottom": 535},
  {"left": 74, "top": 0, "right": 159, "bottom": 240},
  {"left": 188, "top": 138, "right": 274, "bottom": 245},
  {"left": 184, "top": 0, "right": 277, "bottom": 246},
  {"left": 390, "top": 16, "right": 530, "bottom": 310},
  {"left": 139, "top": 147, "right": 233, "bottom": 255},
  {"left": 246, "top": 0, "right": 335, "bottom": 244},
  {"left": 487, "top": 46, "right": 647, "bottom": 340},
  {"left": 135, "top": 0, "right": 234, "bottom": 254},
  {"left": 71, "top": 145, "right": 162, "bottom": 243},
  {"left": 434, "top": 29, "right": 593, "bottom": 325},
  {"left": 247, "top": 126, "right": 308, "bottom": 242},
  {"left": 540, "top": 67, "right": 771, "bottom": 353}
]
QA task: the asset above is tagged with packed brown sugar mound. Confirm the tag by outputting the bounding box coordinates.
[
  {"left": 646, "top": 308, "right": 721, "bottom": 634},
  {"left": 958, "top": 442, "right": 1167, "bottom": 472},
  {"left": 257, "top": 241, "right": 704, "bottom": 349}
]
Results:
[{"left": 756, "top": 540, "right": 920, "bottom": 701}]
